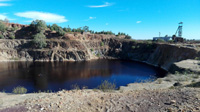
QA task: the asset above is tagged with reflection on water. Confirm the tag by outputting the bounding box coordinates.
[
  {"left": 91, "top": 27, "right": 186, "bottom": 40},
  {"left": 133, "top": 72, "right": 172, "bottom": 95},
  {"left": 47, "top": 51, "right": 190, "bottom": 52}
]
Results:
[{"left": 0, "top": 60, "right": 166, "bottom": 93}]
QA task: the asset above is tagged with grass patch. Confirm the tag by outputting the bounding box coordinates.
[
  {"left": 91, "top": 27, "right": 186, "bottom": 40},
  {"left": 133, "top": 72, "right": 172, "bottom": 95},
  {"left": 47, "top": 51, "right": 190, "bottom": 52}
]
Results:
[
  {"left": 100, "top": 42, "right": 104, "bottom": 46},
  {"left": 169, "top": 86, "right": 175, "bottom": 89},
  {"left": 71, "top": 84, "right": 80, "bottom": 90},
  {"left": 10, "top": 57, "right": 19, "bottom": 61},
  {"left": 12, "top": 86, "right": 27, "bottom": 94},
  {"left": 97, "top": 80, "right": 116, "bottom": 92},
  {"left": 195, "top": 57, "right": 200, "bottom": 60},
  {"left": 90, "top": 48, "right": 94, "bottom": 52},
  {"left": 131, "top": 46, "right": 136, "bottom": 49}
]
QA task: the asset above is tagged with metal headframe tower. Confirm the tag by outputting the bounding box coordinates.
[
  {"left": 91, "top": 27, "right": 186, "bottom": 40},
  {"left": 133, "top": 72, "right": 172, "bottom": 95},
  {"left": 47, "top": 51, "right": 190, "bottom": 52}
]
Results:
[{"left": 175, "top": 22, "right": 183, "bottom": 37}]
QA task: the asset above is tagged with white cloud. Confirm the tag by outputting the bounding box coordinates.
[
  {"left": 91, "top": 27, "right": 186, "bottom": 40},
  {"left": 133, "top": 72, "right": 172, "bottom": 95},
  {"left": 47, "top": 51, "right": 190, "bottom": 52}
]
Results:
[
  {"left": 88, "top": 2, "right": 113, "bottom": 8},
  {"left": 0, "top": 0, "right": 11, "bottom": 6},
  {"left": 136, "top": 21, "right": 142, "bottom": 24},
  {"left": 0, "top": 14, "right": 7, "bottom": 20},
  {"left": 0, "top": 0, "right": 11, "bottom": 1},
  {"left": 89, "top": 17, "right": 96, "bottom": 19},
  {"left": 15, "top": 11, "right": 68, "bottom": 23},
  {"left": 0, "top": 14, "right": 15, "bottom": 21},
  {"left": 0, "top": 3, "right": 11, "bottom": 6},
  {"left": 84, "top": 17, "right": 96, "bottom": 21}
]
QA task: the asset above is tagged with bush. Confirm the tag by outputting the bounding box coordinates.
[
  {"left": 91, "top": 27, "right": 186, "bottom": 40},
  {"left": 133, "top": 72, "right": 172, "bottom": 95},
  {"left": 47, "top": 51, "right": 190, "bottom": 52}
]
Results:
[
  {"left": 63, "top": 27, "right": 71, "bottom": 32},
  {"left": 0, "top": 34, "right": 4, "bottom": 39},
  {"left": 125, "top": 35, "right": 132, "bottom": 39},
  {"left": 10, "top": 26, "right": 19, "bottom": 31},
  {"left": 0, "top": 21, "right": 6, "bottom": 32},
  {"left": 33, "top": 32, "right": 47, "bottom": 48},
  {"left": 12, "top": 86, "right": 27, "bottom": 94},
  {"left": 30, "top": 20, "right": 47, "bottom": 33},
  {"left": 132, "top": 46, "right": 136, "bottom": 49},
  {"left": 50, "top": 24, "right": 65, "bottom": 36},
  {"left": 195, "top": 57, "right": 200, "bottom": 60},
  {"left": 9, "top": 33, "right": 15, "bottom": 39},
  {"left": 98, "top": 80, "right": 116, "bottom": 92},
  {"left": 57, "top": 28, "right": 65, "bottom": 36},
  {"left": 97, "top": 53, "right": 100, "bottom": 57},
  {"left": 100, "top": 42, "right": 104, "bottom": 46},
  {"left": 90, "top": 48, "right": 94, "bottom": 52}
]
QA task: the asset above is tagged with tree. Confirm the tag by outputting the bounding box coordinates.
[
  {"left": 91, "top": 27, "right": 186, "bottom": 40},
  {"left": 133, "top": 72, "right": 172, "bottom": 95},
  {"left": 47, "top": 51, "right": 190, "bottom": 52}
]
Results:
[
  {"left": 125, "top": 35, "right": 132, "bottom": 39},
  {"left": 30, "top": 20, "right": 47, "bottom": 33},
  {"left": 33, "top": 32, "right": 47, "bottom": 48},
  {"left": 0, "top": 21, "right": 7, "bottom": 32},
  {"left": 63, "top": 25, "right": 72, "bottom": 32},
  {"left": 4, "top": 18, "right": 9, "bottom": 23},
  {"left": 50, "top": 24, "right": 65, "bottom": 36},
  {"left": 83, "top": 26, "right": 89, "bottom": 32}
]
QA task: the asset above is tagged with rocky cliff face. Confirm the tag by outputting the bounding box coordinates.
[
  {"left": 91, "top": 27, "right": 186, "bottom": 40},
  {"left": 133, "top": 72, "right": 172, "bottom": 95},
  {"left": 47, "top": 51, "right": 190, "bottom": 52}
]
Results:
[
  {"left": 109, "top": 40, "right": 200, "bottom": 70},
  {"left": 0, "top": 36, "right": 199, "bottom": 71}
]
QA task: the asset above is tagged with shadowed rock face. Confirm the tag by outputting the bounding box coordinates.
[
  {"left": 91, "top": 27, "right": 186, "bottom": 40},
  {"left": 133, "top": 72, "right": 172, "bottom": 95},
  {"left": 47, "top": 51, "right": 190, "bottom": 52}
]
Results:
[{"left": 0, "top": 36, "right": 199, "bottom": 71}]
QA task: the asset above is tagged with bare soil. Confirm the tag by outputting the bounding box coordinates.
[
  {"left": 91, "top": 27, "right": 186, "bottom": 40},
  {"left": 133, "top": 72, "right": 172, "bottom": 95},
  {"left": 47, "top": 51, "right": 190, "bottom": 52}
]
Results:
[{"left": 0, "top": 88, "right": 200, "bottom": 112}]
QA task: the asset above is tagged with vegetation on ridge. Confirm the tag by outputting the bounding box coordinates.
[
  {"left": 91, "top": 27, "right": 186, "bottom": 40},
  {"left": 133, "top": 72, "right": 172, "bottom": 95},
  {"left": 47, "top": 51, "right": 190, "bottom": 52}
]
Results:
[{"left": 0, "top": 19, "right": 132, "bottom": 40}]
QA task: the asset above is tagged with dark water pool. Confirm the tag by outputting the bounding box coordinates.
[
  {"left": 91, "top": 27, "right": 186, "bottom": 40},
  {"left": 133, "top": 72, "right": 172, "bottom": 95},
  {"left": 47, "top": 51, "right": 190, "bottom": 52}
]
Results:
[{"left": 0, "top": 60, "right": 166, "bottom": 93}]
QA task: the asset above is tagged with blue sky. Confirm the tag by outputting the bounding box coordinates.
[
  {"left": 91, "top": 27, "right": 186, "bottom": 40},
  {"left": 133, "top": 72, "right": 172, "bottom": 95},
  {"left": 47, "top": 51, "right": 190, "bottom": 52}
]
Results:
[{"left": 0, "top": 0, "right": 200, "bottom": 39}]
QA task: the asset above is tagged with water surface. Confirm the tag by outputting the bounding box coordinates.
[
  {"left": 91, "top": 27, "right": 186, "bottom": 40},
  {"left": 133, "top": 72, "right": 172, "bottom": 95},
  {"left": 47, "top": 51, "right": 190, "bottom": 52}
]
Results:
[{"left": 0, "top": 60, "right": 166, "bottom": 93}]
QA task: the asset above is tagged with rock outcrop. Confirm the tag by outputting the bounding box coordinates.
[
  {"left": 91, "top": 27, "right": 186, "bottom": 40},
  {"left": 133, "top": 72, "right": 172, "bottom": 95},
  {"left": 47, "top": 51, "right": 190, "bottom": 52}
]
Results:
[{"left": 0, "top": 36, "right": 199, "bottom": 71}]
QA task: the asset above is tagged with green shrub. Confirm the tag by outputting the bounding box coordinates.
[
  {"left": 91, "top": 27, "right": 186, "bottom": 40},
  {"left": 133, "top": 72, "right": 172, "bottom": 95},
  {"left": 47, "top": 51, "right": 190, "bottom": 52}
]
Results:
[
  {"left": 136, "top": 45, "right": 140, "bottom": 49},
  {"left": 169, "top": 86, "right": 175, "bottom": 89},
  {"left": 12, "top": 86, "right": 27, "bottom": 94},
  {"left": 195, "top": 57, "right": 200, "bottom": 60},
  {"left": 97, "top": 53, "right": 100, "bottom": 57},
  {"left": 30, "top": 20, "right": 47, "bottom": 33},
  {"left": 125, "top": 35, "right": 131, "bottom": 39},
  {"left": 0, "top": 34, "right": 4, "bottom": 39},
  {"left": 0, "top": 21, "right": 6, "bottom": 32},
  {"left": 90, "top": 48, "right": 94, "bottom": 52},
  {"left": 132, "top": 46, "right": 136, "bottom": 49},
  {"left": 33, "top": 32, "right": 47, "bottom": 48},
  {"left": 50, "top": 24, "right": 65, "bottom": 36},
  {"left": 63, "top": 27, "right": 72, "bottom": 32},
  {"left": 100, "top": 42, "right": 104, "bottom": 46},
  {"left": 57, "top": 28, "right": 65, "bottom": 36},
  {"left": 97, "top": 80, "right": 116, "bottom": 92},
  {"left": 10, "top": 26, "right": 19, "bottom": 31},
  {"left": 9, "top": 33, "right": 15, "bottom": 39}
]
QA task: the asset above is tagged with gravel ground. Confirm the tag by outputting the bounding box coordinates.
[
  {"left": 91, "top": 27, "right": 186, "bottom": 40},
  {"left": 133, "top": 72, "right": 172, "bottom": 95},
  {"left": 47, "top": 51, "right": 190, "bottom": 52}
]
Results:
[{"left": 0, "top": 88, "right": 200, "bottom": 112}]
